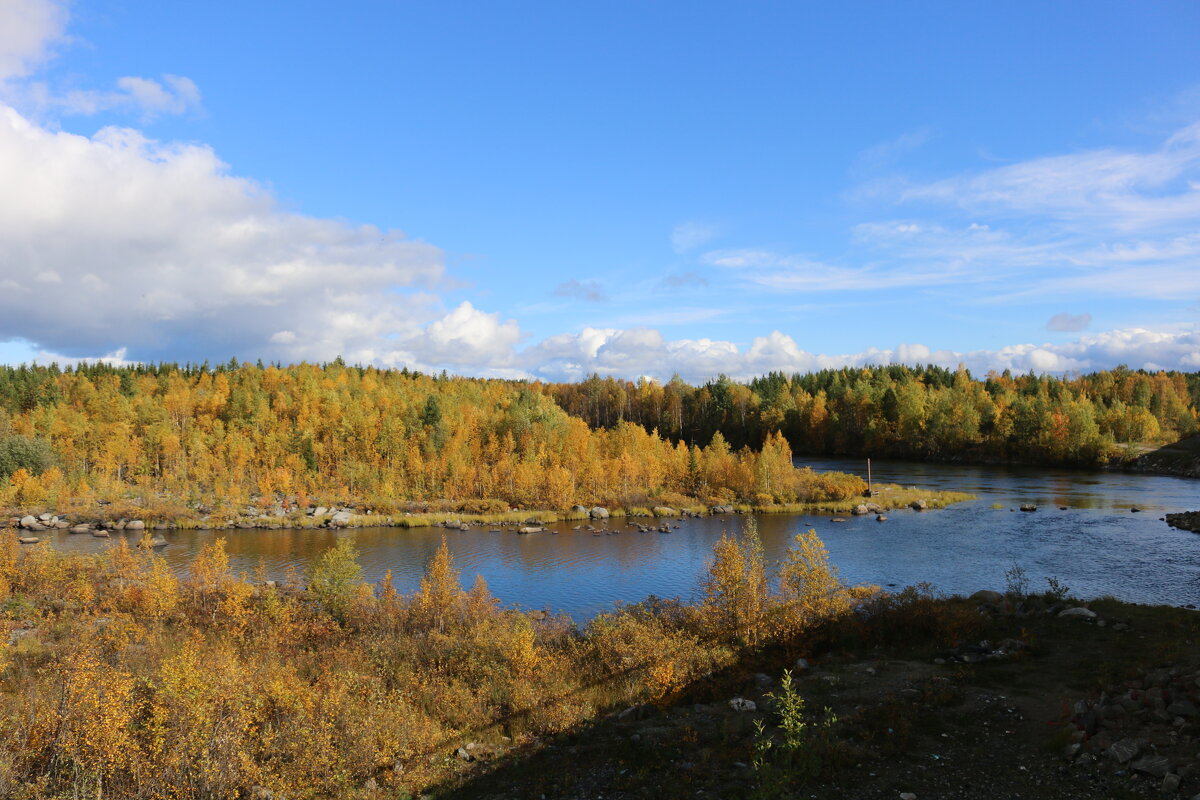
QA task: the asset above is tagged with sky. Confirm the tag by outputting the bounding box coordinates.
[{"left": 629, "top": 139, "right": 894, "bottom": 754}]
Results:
[{"left": 1, "top": 0, "right": 1199, "bottom": 382}]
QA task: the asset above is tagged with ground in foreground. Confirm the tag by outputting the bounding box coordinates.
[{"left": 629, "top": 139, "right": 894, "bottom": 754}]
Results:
[{"left": 438, "top": 597, "right": 1200, "bottom": 800}]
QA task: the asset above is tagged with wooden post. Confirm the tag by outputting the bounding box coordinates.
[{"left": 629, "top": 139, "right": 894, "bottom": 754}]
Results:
[{"left": 867, "top": 458, "right": 872, "bottom": 495}]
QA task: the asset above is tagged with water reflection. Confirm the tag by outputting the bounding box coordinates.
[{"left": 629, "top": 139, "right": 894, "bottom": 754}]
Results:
[{"left": 40, "top": 458, "right": 1200, "bottom": 619}]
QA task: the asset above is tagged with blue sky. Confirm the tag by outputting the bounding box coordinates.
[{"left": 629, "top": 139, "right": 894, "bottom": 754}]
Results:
[{"left": 1, "top": 0, "right": 1199, "bottom": 380}]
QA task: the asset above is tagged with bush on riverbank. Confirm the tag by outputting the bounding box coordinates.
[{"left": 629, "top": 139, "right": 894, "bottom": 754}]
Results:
[{"left": 0, "top": 522, "right": 904, "bottom": 799}]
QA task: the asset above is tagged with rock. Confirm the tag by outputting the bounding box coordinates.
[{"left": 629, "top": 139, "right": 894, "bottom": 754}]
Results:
[
  {"left": 1107, "top": 738, "right": 1142, "bottom": 763},
  {"left": 455, "top": 747, "right": 473, "bottom": 762},
  {"left": 794, "top": 658, "right": 810, "bottom": 671},
  {"left": 125, "top": 520, "right": 145, "bottom": 531},
  {"left": 652, "top": 506, "right": 677, "bottom": 517},
  {"left": 91, "top": 530, "right": 110, "bottom": 538},
  {"left": 590, "top": 506, "right": 609, "bottom": 520},
  {"left": 728, "top": 697, "right": 757, "bottom": 712},
  {"left": 571, "top": 505, "right": 588, "bottom": 514},
  {"left": 970, "top": 590, "right": 1004, "bottom": 605},
  {"left": 1019, "top": 504, "right": 1037, "bottom": 512},
  {"left": 518, "top": 526, "right": 544, "bottom": 534},
  {"left": 19, "top": 515, "right": 36, "bottom": 528},
  {"left": 876, "top": 514, "right": 888, "bottom": 521},
  {"left": 1166, "top": 700, "right": 1198, "bottom": 718},
  {"left": 1162, "top": 773, "right": 1181, "bottom": 794},
  {"left": 852, "top": 504, "right": 870, "bottom": 516},
  {"left": 1059, "top": 606, "right": 1098, "bottom": 619},
  {"left": 1132, "top": 754, "right": 1172, "bottom": 778},
  {"left": 69, "top": 524, "right": 90, "bottom": 534},
  {"left": 312, "top": 506, "right": 329, "bottom": 517},
  {"left": 830, "top": 517, "right": 848, "bottom": 523},
  {"left": 37, "top": 512, "right": 52, "bottom": 522},
  {"left": 754, "top": 673, "right": 773, "bottom": 690},
  {"left": 137, "top": 535, "right": 168, "bottom": 549},
  {"left": 330, "top": 511, "right": 353, "bottom": 527},
  {"left": 54, "top": 520, "right": 69, "bottom": 528},
  {"left": 1131, "top": 506, "right": 1143, "bottom": 513},
  {"left": 24, "top": 522, "right": 47, "bottom": 532},
  {"left": 900, "top": 794, "right": 918, "bottom": 800},
  {"left": 910, "top": 500, "right": 928, "bottom": 511},
  {"left": 17, "top": 536, "right": 39, "bottom": 544}
]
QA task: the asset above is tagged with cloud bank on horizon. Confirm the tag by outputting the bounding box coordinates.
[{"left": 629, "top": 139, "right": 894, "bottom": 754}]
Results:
[{"left": 0, "top": 0, "right": 1198, "bottom": 384}]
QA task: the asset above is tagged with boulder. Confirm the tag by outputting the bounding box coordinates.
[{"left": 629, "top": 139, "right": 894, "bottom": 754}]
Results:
[
  {"left": 1019, "top": 504, "right": 1037, "bottom": 512},
  {"left": 1106, "top": 738, "right": 1141, "bottom": 763},
  {"left": 876, "top": 514, "right": 888, "bottom": 522},
  {"left": 1131, "top": 754, "right": 1171, "bottom": 778},
  {"left": 24, "top": 522, "right": 47, "bottom": 532},
  {"left": 125, "top": 520, "right": 145, "bottom": 531},
  {"left": 37, "top": 513, "right": 52, "bottom": 523},
  {"left": 571, "top": 505, "right": 588, "bottom": 514},
  {"left": 590, "top": 506, "right": 609, "bottom": 520},
  {"left": 1059, "top": 606, "right": 1098, "bottom": 619},
  {"left": 910, "top": 500, "right": 928, "bottom": 511},
  {"left": 970, "top": 590, "right": 1004, "bottom": 605},
  {"left": 91, "top": 530, "right": 110, "bottom": 538},
  {"left": 518, "top": 526, "right": 544, "bottom": 534},
  {"left": 728, "top": 698, "right": 757, "bottom": 712},
  {"left": 330, "top": 511, "right": 353, "bottom": 527},
  {"left": 312, "top": 506, "right": 329, "bottom": 517},
  {"left": 851, "top": 504, "right": 870, "bottom": 516},
  {"left": 17, "top": 536, "right": 39, "bottom": 544},
  {"left": 69, "top": 524, "right": 91, "bottom": 534},
  {"left": 54, "top": 520, "right": 69, "bottom": 528},
  {"left": 19, "top": 515, "right": 36, "bottom": 529},
  {"left": 652, "top": 506, "right": 677, "bottom": 517}
]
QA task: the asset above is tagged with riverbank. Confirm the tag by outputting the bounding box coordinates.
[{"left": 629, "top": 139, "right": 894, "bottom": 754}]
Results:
[
  {"left": 4, "top": 483, "right": 974, "bottom": 538},
  {"left": 3, "top": 532, "right": 1197, "bottom": 800}
]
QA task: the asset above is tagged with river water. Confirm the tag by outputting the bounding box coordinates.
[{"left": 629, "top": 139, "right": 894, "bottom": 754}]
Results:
[{"left": 42, "top": 459, "right": 1200, "bottom": 619}]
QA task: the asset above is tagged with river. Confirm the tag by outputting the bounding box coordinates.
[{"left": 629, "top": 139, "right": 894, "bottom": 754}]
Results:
[{"left": 41, "top": 459, "right": 1200, "bottom": 619}]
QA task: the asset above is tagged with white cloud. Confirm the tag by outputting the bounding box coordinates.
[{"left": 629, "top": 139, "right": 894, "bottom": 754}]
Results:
[
  {"left": 671, "top": 222, "right": 718, "bottom": 253},
  {"left": 55, "top": 74, "right": 203, "bottom": 119},
  {"left": 0, "top": 104, "right": 446, "bottom": 364},
  {"left": 0, "top": 0, "right": 66, "bottom": 81}
]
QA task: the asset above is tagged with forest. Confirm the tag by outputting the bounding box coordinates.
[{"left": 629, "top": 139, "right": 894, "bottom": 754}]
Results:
[
  {"left": 548, "top": 365, "right": 1200, "bottom": 465},
  {"left": 0, "top": 361, "right": 1192, "bottom": 517}
]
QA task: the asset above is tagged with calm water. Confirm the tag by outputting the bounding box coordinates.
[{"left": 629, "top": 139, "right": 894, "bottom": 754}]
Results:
[{"left": 41, "top": 459, "right": 1200, "bottom": 619}]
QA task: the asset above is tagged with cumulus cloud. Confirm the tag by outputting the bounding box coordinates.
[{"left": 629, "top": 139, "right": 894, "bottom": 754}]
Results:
[
  {"left": 0, "top": 0, "right": 66, "bottom": 81},
  {"left": 553, "top": 279, "right": 606, "bottom": 302},
  {"left": 0, "top": 105, "right": 447, "bottom": 364},
  {"left": 1046, "top": 312, "right": 1092, "bottom": 332},
  {"left": 493, "top": 326, "right": 1200, "bottom": 383}
]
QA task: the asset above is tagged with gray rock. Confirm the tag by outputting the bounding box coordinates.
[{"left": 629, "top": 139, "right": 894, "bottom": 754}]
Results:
[
  {"left": 24, "top": 522, "right": 47, "bottom": 532},
  {"left": 17, "top": 536, "right": 39, "bottom": 544},
  {"left": 794, "top": 658, "right": 810, "bottom": 671},
  {"left": 1132, "top": 754, "right": 1171, "bottom": 778},
  {"left": 910, "top": 500, "right": 928, "bottom": 511},
  {"left": 652, "top": 506, "right": 677, "bottom": 517},
  {"left": 571, "top": 505, "right": 588, "bottom": 514},
  {"left": 1161, "top": 773, "right": 1180, "bottom": 794},
  {"left": 312, "top": 506, "right": 329, "bottom": 517},
  {"left": 125, "top": 520, "right": 145, "bottom": 531},
  {"left": 852, "top": 504, "right": 870, "bottom": 515},
  {"left": 330, "top": 511, "right": 353, "bottom": 527},
  {"left": 590, "top": 506, "right": 609, "bottom": 520},
  {"left": 1059, "top": 606, "right": 1098, "bottom": 619},
  {"left": 1019, "top": 504, "right": 1037, "bottom": 512},
  {"left": 37, "top": 512, "right": 52, "bottom": 522},
  {"left": 1166, "top": 700, "right": 1198, "bottom": 718},
  {"left": 54, "top": 520, "right": 69, "bottom": 528},
  {"left": 19, "top": 515, "right": 36, "bottom": 528},
  {"left": 728, "top": 697, "right": 757, "bottom": 712},
  {"left": 754, "top": 673, "right": 773, "bottom": 690},
  {"left": 69, "top": 524, "right": 91, "bottom": 534},
  {"left": 1107, "top": 738, "right": 1141, "bottom": 763}
]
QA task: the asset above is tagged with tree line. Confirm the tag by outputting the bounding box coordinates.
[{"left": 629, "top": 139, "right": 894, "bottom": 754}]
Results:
[{"left": 546, "top": 365, "right": 1200, "bottom": 466}]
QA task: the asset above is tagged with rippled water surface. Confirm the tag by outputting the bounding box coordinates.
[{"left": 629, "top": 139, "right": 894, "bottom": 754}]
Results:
[{"left": 43, "top": 459, "right": 1200, "bottom": 618}]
